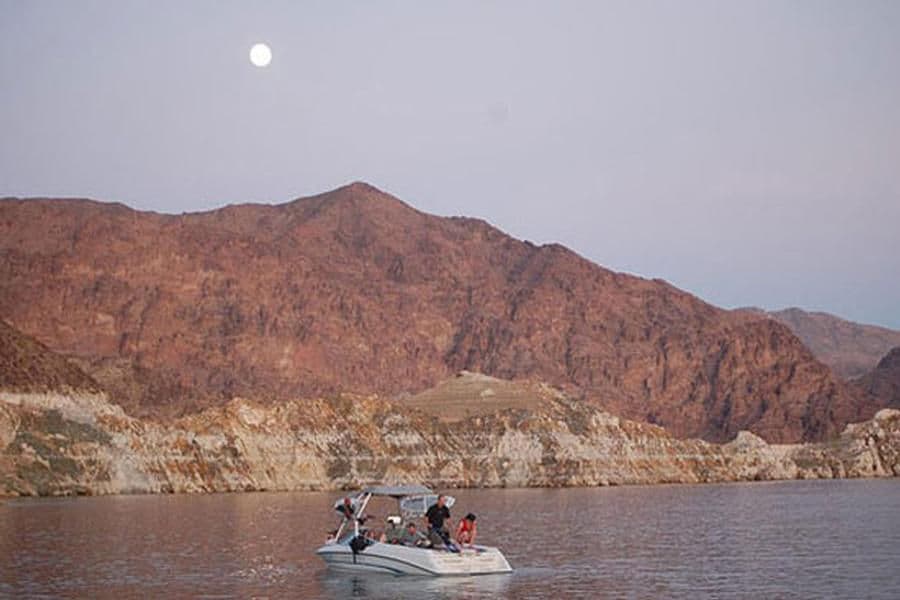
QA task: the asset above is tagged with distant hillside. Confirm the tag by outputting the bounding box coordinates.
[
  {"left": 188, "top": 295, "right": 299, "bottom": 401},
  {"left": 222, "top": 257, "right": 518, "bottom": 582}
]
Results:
[
  {"left": 399, "top": 371, "right": 555, "bottom": 422},
  {"left": 0, "top": 183, "right": 883, "bottom": 442},
  {"left": 740, "top": 307, "right": 900, "bottom": 380}
]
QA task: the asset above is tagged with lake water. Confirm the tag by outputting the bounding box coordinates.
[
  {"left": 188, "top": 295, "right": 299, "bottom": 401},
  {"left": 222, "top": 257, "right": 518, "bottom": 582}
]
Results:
[{"left": 1, "top": 479, "right": 899, "bottom": 599}]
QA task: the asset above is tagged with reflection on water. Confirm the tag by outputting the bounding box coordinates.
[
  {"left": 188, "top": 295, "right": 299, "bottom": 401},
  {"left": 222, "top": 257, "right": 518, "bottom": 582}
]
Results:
[
  {"left": 318, "top": 572, "right": 511, "bottom": 599},
  {"left": 1, "top": 480, "right": 899, "bottom": 598}
]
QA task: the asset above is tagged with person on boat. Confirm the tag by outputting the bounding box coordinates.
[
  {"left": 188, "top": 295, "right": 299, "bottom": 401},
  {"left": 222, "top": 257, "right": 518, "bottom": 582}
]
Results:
[
  {"left": 425, "top": 495, "right": 456, "bottom": 550},
  {"left": 400, "top": 522, "right": 428, "bottom": 547},
  {"left": 381, "top": 516, "right": 403, "bottom": 544},
  {"left": 455, "top": 513, "right": 477, "bottom": 546},
  {"left": 336, "top": 497, "right": 355, "bottom": 521}
]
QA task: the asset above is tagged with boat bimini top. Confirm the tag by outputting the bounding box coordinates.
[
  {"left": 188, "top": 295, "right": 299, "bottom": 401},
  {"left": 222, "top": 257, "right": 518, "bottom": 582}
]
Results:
[{"left": 360, "top": 484, "right": 434, "bottom": 497}]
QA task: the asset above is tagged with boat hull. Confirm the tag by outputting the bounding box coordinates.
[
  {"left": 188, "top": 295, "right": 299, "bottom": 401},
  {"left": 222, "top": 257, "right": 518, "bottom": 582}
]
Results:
[{"left": 316, "top": 540, "right": 512, "bottom": 576}]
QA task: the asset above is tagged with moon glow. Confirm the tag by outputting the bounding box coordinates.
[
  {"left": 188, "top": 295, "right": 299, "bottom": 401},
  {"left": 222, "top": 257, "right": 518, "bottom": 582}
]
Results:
[{"left": 249, "top": 43, "right": 272, "bottom": 67}]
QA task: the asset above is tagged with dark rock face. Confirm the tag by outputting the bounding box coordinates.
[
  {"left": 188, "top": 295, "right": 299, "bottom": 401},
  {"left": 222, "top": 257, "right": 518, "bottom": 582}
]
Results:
[
  {"left": 853, "top": 347, "right": 900, "bottom": 409},
  {"left": 0, "top": 183, "right": 880, "bottom": 442}
]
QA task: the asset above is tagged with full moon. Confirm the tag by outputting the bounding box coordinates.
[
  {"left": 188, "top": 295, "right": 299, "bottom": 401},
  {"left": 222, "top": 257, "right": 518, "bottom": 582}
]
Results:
[{"left": 249, "top": 43, "right": 272, "bottom": 67}]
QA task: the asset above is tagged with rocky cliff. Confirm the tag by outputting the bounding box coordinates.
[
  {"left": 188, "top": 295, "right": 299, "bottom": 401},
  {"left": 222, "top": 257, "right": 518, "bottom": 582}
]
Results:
[
  {"left": 2, "top": 387, "right": 898, "bottom": 497},
  {"left": 0, "top": 184, "right": 880, "bottom": 442}
]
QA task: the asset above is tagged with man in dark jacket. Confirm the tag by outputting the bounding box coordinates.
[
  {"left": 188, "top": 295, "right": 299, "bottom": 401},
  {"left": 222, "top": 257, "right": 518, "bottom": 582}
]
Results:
[{"left": 424, "top": 495, "right": 454, "bottom": 549}]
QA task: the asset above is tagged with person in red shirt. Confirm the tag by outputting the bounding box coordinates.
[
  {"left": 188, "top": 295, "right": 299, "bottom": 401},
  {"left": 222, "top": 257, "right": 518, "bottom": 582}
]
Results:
[{"left": 455, "top": 513, "right": 477, "bottom": 546}]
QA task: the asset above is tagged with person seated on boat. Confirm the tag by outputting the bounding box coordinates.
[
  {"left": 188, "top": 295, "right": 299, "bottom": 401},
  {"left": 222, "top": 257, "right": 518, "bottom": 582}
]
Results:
[
  {"left": 425, "top": 495, "right": 457, "bottom": 551},
  {"left": 335, "top": 497, "right": 355, "bottom": 521},
  {"left": 455, "top": 513, "right": 477, "bottom": 547},
  {"left": 380, "top": 515, "right": 404, "bottom": 544},
  {"left": 400, "top": 522, "right": 428, "bottom": 547}
]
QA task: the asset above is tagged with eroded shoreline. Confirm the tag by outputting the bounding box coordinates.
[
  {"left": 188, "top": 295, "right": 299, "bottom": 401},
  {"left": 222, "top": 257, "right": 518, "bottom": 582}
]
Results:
[{"left": 2, "top": 390, "right": 898, "bottom": 498}]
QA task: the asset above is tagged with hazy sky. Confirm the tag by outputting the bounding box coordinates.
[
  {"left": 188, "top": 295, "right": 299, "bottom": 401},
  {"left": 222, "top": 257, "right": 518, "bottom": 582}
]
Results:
[{"left": 2, "top": 1, "right": 899, "bottom": 328}]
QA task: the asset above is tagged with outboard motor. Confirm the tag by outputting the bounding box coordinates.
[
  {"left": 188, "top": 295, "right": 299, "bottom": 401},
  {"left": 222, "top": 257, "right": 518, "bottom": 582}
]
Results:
[{"left": 350, "top": 535, "right": 370, "bottom": 563}]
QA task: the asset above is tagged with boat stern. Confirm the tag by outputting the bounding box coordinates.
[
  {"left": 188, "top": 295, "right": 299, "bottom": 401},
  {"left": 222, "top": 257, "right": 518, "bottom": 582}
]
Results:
[{"left": 426, "top": 545, "right": 513, "bottom": 575}]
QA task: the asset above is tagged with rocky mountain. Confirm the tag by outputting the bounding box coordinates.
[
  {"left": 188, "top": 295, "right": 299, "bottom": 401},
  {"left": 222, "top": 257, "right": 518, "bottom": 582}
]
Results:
[
  {"left": 0, "top": 183, "right": 881, "bottom": 442},
  {"left": 741, "top": 307, "right": 900, "bottom": 380}
]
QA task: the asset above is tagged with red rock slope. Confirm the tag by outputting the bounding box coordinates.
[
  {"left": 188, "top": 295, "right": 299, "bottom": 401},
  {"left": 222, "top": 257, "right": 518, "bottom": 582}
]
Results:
[
  {"left": 0, "top": 319, "right": 99, "bottom": 394},
  {"left": 0, "top": 183, "right": 879, "bottom": 442}
]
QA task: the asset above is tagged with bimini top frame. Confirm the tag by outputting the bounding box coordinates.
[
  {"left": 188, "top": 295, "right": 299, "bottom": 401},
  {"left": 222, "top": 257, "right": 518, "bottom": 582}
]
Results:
[{"left": 331, "top": 484, "right": 454, "bottom": 541}]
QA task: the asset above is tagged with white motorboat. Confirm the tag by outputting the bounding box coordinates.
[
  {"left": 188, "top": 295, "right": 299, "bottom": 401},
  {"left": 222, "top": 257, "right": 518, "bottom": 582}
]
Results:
[{"left": 316, "top": 484, "right": 513, "bottom": 576}]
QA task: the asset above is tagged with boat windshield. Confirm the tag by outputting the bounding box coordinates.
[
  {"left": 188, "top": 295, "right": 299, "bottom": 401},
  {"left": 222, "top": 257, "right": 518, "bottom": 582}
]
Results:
[{"left": 400, "top": 494, "right": 456, "bottom": 518}]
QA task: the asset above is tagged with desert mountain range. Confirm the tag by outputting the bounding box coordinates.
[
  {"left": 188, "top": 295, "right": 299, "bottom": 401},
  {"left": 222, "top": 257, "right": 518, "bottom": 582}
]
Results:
[{"left": 0, "top": 182, "right": 895, "bottom": 443}]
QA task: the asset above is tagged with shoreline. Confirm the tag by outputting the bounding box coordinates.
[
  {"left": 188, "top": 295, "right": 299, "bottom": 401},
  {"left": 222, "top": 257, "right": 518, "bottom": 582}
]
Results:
[{"left": 3, "top": 474, "right": 899, "bottom": 502}]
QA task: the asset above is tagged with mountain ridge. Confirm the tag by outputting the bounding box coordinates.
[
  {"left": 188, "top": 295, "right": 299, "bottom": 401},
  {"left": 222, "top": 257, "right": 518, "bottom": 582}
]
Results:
[{"left": 738, "top": 307, "right": 900, "bottom": 379}]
